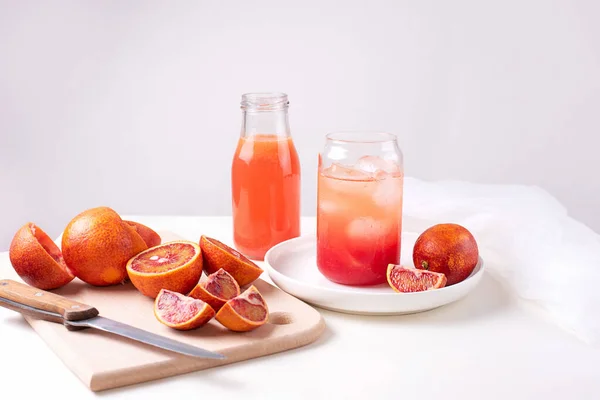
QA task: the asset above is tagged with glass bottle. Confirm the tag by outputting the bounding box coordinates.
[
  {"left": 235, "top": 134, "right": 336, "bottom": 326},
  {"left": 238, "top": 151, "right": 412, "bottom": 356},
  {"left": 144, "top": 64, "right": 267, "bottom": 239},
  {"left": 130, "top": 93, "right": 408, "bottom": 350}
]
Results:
[
  {"left": 317, "top": 131, "right": 404, "bottom": 286},
  {"left": 231, "top": 93, "right": 301, "bottom": 261}
]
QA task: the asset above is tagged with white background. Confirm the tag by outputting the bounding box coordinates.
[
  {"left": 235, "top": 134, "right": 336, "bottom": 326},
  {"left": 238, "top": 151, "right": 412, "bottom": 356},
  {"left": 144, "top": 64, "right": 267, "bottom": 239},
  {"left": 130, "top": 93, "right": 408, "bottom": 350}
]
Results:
[{"left": 1, "top": 0, "right": 599, "bottom": 250}]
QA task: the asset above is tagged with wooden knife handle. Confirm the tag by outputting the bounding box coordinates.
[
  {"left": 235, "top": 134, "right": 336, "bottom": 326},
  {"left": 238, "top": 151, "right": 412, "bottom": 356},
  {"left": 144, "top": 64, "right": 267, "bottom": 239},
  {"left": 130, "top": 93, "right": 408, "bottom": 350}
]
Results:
[{"left": 0, "top": 279, "right": 99, "bottom": 321}]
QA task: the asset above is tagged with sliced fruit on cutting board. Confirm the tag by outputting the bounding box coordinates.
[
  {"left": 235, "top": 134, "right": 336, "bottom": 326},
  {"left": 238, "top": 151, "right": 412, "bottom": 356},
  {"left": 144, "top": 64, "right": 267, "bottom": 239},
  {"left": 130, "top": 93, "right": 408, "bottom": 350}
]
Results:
[
  {"left": 9, "top": 223, "right": 75, "bottom": 290},
  {"left": 386, "top": 264, "right": 447, "bottom": 293},
  {"left": 188, "top": 268, "right": 241, "bottom": 312},
  {"left": 154, "top": 289, "right": 215, "bottom": 330},
  {"left": 126, "top": 240, "right": 203, "bottom": 298},
  {"left": 215, "top": 285, "right": 269, "bottom": 332},
  {"left": 200, "top": 235, "right": 263, "bottom": 286},
  {"left": 0, "top": 227, "right": 326, "bottom": 392}
]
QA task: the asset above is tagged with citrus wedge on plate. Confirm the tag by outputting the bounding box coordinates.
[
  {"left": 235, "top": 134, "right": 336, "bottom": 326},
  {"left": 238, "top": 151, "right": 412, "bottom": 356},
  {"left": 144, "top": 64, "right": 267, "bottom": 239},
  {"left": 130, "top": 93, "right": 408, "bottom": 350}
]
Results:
[{"left": 386, "top": 264, "right": 447, "bottom": 293}]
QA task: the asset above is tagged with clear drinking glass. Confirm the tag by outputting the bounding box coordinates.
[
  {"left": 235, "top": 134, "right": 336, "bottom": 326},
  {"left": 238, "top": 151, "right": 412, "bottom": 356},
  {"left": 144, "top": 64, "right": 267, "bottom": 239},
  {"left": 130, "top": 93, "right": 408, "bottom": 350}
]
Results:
[{"left": 316, "top": 131, "right": 404, "bottom": 286}]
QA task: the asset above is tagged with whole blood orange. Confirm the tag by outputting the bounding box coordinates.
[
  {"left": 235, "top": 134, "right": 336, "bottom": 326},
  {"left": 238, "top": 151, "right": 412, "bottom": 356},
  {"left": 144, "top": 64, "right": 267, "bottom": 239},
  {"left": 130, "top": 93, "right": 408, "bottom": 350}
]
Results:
[
  {"left": 61, "top": 207, "right": 147, "bottom": 286},
  {"left": 413, "top": 223, "right": 479, "bottom": 286},
  {"left": 188, "top": 268, "right": 241, "bottom": 312},
  {"left": 154, "top": 289, "right": 215, "bottom": 330},
  {"left": 125, "top": 221, "right": 161, "bottom": 248},
  {"left": 9, "top": 223, "right": 75, "bottom": 290},
  {"left": 386, "top": 264, "right": 447, "bottom": 292},
  {"left": 126, "top": 240, "right": 203, "bottom": 298},
  {"left": 200, "top": 236, "right": 263, "bottom": 287},
  {"left": 215, "top": 285, "right": 269, "bottom": 332}
]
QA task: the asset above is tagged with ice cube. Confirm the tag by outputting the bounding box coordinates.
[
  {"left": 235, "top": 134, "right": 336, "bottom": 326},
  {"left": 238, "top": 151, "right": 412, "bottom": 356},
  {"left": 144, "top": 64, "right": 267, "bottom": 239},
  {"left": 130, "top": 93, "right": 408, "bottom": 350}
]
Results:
[
  {"left": 372, "top": 176, "right": 403, "bottom": 207},
  {"left": 355, "top": 156, "right": 401, "bottom": 176},
  {"left": 318, "top": 199, "right": 340, "bottom": 215},
  {"left": 347, "top": 217, "right": 392, "bottom": 239},
  {"left": 322, "top": 163, "right": 371, "bottom": 181}
]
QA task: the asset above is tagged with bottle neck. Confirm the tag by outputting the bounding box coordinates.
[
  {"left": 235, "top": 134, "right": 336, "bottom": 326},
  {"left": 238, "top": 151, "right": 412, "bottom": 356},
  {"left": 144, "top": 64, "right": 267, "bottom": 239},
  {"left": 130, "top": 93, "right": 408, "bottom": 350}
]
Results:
[{"left": 241, "top": 109, "right": 290, "bottom": 138}]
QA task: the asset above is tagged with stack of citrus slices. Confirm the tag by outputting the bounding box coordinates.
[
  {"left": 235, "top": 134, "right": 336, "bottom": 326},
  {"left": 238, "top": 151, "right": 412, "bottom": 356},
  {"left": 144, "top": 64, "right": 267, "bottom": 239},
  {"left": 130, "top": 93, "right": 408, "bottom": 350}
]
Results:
[{"left": 8, "top": 206, "right": 269, "bottom": 333}]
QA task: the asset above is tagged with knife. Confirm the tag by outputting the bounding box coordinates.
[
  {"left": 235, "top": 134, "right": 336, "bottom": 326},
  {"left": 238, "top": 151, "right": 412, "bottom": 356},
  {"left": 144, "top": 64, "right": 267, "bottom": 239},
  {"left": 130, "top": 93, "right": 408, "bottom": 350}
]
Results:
[{"left": 0, "top": 279, "right": 225, "bottom": 360}]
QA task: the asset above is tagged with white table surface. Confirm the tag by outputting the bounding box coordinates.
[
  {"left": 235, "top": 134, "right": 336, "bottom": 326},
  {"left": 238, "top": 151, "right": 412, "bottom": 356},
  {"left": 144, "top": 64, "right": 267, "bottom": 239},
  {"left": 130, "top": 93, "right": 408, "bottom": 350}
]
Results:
[{"left": 1, "top": 216, "right": 599, "bottom": 399}]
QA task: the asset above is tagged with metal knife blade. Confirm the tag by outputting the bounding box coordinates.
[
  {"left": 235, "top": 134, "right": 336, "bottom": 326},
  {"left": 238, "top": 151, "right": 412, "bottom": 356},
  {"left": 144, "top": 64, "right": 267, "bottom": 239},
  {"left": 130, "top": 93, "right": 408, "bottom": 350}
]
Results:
[
  {"left": 68, "top": 316, "right": 225, "bottom": 359},
  {"left": 0, "top": 295, "right": 225, "bottom": 360}
]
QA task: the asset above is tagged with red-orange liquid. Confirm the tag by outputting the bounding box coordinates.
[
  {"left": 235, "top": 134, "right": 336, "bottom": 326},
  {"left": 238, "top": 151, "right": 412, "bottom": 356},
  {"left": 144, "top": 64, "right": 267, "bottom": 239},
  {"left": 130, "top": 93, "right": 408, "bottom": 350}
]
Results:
[
  {"left": 316, "top": 167, "right": 403, "bottom": 286},
  {"left": 231, "top": 134, "right": 301, "bottom": 260}
]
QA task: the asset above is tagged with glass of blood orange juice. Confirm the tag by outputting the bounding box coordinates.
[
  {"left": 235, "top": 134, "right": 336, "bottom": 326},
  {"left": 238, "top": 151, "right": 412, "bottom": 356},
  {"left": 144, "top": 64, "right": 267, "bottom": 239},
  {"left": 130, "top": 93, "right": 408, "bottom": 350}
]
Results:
[
  {"left": 231, "top": 93, "right": 301, "bottom": 261},
  {"left": 317, "top": 132, "right": 404, "bottom": 286}
]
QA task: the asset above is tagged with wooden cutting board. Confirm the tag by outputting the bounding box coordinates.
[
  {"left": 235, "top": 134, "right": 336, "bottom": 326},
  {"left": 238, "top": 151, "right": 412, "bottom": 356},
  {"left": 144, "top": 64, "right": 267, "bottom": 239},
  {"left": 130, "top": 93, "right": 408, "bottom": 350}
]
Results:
[{"left": 0, "top": 231, "right": 325, "bottom": 392}]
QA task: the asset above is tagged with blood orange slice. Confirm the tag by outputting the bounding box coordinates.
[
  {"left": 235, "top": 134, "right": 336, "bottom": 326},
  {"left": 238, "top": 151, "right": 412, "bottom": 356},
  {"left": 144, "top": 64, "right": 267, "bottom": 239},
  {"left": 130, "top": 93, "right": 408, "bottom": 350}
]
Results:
[
  {"left": 188, "top": 268, "right": 241, "bottom": 312},
  {"left": 154, "top": 289, "right": 215, "bottom": 330},
  {"left": 215, "top": 285, "right": 269, "bottom": 332},
  {"left": 200, "top": 236, "right": 263, "bottom": 287},
  {"left": 126, "top": 240, "right": 203, "bottom": 298},
  {"left": 9, "top": 223, "right": 75, "bottom": 290},
  {"left": 386, "top": 264, "right": 447, "bottom": 293}
]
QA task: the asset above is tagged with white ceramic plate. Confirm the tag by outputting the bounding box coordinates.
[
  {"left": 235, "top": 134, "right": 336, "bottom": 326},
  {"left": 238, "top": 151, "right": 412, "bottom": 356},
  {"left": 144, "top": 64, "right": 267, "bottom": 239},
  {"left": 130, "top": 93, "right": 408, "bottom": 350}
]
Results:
[{"left": 264, "top": 232, "right": 484, "bottom": 315}]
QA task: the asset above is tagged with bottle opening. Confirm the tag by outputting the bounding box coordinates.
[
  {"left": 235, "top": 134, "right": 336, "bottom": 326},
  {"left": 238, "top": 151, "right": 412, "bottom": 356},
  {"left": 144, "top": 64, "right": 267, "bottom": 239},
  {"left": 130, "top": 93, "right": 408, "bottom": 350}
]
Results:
[{"left": 241, "top": 92, "right": 289, "bottom": 111}]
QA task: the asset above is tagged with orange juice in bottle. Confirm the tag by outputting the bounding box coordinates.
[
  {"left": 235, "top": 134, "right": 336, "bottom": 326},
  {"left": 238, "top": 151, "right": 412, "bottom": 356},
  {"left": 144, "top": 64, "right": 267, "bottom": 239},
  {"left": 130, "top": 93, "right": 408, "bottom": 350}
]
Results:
[{"left": 231, "top": 93, "right": 301, "bottom": 260}]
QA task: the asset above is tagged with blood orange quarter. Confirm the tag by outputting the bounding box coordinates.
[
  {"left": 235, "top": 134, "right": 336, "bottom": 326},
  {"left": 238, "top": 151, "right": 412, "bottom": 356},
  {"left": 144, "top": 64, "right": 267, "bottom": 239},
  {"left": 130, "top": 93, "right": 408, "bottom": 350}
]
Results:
[
  {"left": 386, "top": 264, "right": 447, "bottom": 293},
  {"left": 154, "top": 289, "right": 215, "bottom": 330},
  {"left": 188, "top": 268, "right": 241, "bottom": 312},
  {"left": 215, "top": 285, "right": 269, "bottom": 332}
]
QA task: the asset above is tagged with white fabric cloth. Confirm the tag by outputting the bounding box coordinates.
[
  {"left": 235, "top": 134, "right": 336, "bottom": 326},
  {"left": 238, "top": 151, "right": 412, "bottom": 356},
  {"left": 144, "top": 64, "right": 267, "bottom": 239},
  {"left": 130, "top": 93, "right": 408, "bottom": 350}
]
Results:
[{"left": 403, "top": 177, "right": 600, "bottom": 345}]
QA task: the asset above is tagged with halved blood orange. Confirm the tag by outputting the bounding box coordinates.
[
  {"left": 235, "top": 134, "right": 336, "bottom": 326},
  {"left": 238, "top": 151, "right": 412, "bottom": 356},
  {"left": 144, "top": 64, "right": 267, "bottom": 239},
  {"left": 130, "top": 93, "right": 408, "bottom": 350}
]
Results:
[
  {"left": 200, "top": 236, "right": 263, "bottom": 287},
  {"left": 188, "top": 268, "right": 241, "bottom": 312},
  {"left": 125, "top": 221, "right": 162, "bottom": 248},
  {"left": 386, "top": 264, "right": 447, "bottom": 293},
  {"left": 126, "top": 240, "right": 203, "bottom": 298},
  {"left": 9, "top": 223, "right": 75, "bottom": 290},
  {"left": 215, "top": 285, "right": 269, "bottom": 332},
  {"left": 154, "top": 289, "right": 215, "bottom": 330}
]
